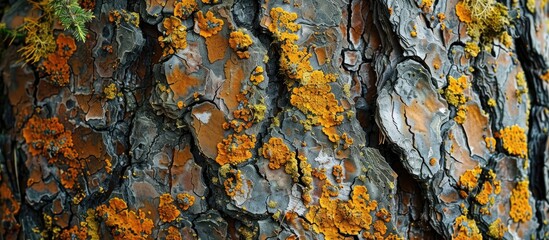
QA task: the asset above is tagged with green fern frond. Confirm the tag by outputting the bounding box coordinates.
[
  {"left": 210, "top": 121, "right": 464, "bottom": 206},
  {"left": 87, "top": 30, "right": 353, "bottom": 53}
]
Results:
[{"left": 49, "top": 0, "right": 94, "bottom": 42}]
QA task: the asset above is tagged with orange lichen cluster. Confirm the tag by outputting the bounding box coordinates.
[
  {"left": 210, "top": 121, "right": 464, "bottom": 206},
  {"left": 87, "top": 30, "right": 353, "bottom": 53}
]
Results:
[
  {"left": 268, "top": 8, "right": 344, "bottom": 141},
  {"left": 495, "top": 125, "right": 528, "bottom": 158},
  {"left": 176, "top": 192, "right": 195, "bottom": 211},
  {"left": 59, "top": 225, "right": 87, "bottom": 240},
  {"left": 0, "top": 182, "right": 20, "bottom": 237},
  {"left": 444, "top": 75, "right": 469, "bottom": 124},
  {"left": 23, "top": 116, "right": 83, "bottom": 190},
  {"left": 158, "top": 193, "right": 180, "bottom": 222},
  {"left": 332, "top": 165, "right": 343, "bottom": 183},
  {"left": 306, "top": 185, "right": 379, "bottom": 239},
  {"left": 165, "top": 226, "right": 182, "bottom": 240},
  {"left": 299, "top": 154, "right": 313, "bottom": 204},
  {"left": 195, "top": 11, "right": 224, "bottom": 38},
  {"left": 457, "top": 166, "right": 482, "bottom": 196},
  {"left": 159, "top": 16, "right": 188, "bottom": 56},
  {"left": 250, "top": 66, "right": 264, "bottom": 85},
  {"left": 290, "top": 71, "right": 344, "bottom": 141},
  {"left": 95, "top": 197, "right": 154, "bottom": 239},
  {"left": 42, "top": 34, "right": 76, "bottom": 86},
  {"left": 224, "top": 169, "right": 244, "bottom": 197},
  {"left": 201, "top": 0, "right": 220, "bottom": 3},
  {"left": 229, "top": 30, "right": 253, "bottom": 59},
  {"left": 262, "top": 137, "right": 294, "bottom": 169},
  {"left": 174, "top": 0, "right": 197, "bottom": 19},
  {"left": 485, "top": 136, "right": 496, "bottom": 152},
  {"left": 452, "top": 215, "right": 482, "bottom": 240},
  {"left": 419, "top": 0, "right": 433, "bottom": 12},
  {"left": 509, "top": 180, "right": 532, "bottom": 223},
  {"left": 215, "top": 133, "right": 256, "bottom": 165},
  {"left": 488, "top": 218, "right": 507, "bottom": 239}
]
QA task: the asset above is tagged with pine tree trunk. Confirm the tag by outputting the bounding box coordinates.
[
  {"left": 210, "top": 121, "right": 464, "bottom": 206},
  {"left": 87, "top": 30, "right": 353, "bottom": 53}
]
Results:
[{"left": 0, "top": 0, "right": 548, "bottom": 239}]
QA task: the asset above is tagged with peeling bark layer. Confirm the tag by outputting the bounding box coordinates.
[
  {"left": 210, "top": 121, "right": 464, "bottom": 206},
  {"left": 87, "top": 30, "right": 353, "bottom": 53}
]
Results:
[{"left": 0, "top": 0, "right": 548, "bottom": 239}]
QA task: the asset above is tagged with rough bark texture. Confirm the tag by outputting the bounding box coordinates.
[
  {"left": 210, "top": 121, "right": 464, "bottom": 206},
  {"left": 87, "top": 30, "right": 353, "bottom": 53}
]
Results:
[{"left": 0, "top": 0, "right": 548, "bottom": 239}]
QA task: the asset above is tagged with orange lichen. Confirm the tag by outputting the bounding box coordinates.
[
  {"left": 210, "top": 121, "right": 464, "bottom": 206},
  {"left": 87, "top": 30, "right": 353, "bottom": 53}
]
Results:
[
  {"left": 250, "top": 66, "right": 264, "bottom": 85},
  {"left": 452, "top": 215, "right": 482, "bottom": 240},
  {"left": 166, "top": 226, "right": 182, "bottom": 240},
  {"left": 509, "top": 180, "right": 532, "bottom": 223},
  {"left": 262, "top": 137, "right": 293, "bottom": 170},
  {"left": 429, "top": 158, "right": 437, "bottom": 166},
  {"left": 306, "top": 185, "right": 378, "bottom": 239},
  {"left": 279, "top": 41, "right": 313, "bottom": 80},
  {"left": 224, "top": 169, "right": 244, "bottom": 197},
  {"left": 445, "top": 75, "right": 469, "bottom": 106},
  {"left": 215, "top": 133, "right": 256, "bottom": 165},
  {"left": 229, "top": 30, "right": 253, "bottom": 59},
  {"left": 95, "top": 197, "right": 154, "bottom": 239},
  {"left": 42, "top": 34, "right": 77, "bottom": 86},
  {"left": 158, "top": 16, "right": 188, "bottom": 56},
  {"left": 158, "top": 193, "right": 180, "bottom": 222},
  {"left": 268, "top": 7, "right": 300, "bottom": 38},
  {"left": 201, "top": 0, "right": 220, "bottom": 3},
  {"left": 332, "top": 165, "right": 343, "bottom": 183},
  {"left": 495, "top": 125, "right": 528, "bottom": 158},
  {"left": 455, "top": 2, "right": 472, "bottom": 23},
  {"left": 485, "top": 137, "right": 496, "bottom": 152},
  {"left": 195, "top": 11, "right": 224, "bottom": 38},
  {"left": 299, "top": 154, "right": 313, "bottom": 204},
  {"left": 174, "top": 0, "right": 197, "bottom": 19},
  {"left": 475, "top": 181, "right": 493, "bottom": 205},
  {"left": 176, "top": 192, "right": 195, "bottom": 211},
  {"left": 457, "top": 166, "right": 482, "bottom": 194},
  {"left": 488, "top": 218, "right": 507, "bottom": 239},
  {"left": 23, "top": 116, "right": 82, "bottom": 190},
  {"left": 59, "top": 225, "right": 87, "bottom": 240},
  {"left": 290, "top": 71, "right": 344, "bottom": 131}
]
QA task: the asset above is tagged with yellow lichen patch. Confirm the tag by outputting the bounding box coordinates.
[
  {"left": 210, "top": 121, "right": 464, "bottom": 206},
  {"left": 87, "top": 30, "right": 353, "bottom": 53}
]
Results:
[
  {"left": 465, "top": 41, "right": 480, "bottom": 57},
  {"left": 332, "top": 165, "right": 343, "bottom": 183},
  {"left": 268, "top": 7, "right": 300, "bottom": 38},
  {"left": 174, "top": 0, "right": 197, "bottom": 19},
  {"left": 488, "top": 218, "right": 507, "bottom": 239},
  {"left": 419, "top": 0, "right": 433, "bottom": 12},
  {"left": 158, "top": 16, "right": 187, "bottom": 56},
  {"left": 95, "top": 198, "right": 154, "bottom": 239},
  {"left": 158, "top": 193, "right": 180, "bottom": 222},
  {"left": 103, "top": 83, "right": 118, "bottom": 100},
  {"left": 176, "top": 192, "right": 195, "bottom": 211},
  {"left": 261, "top": 137, "right": 293, "bottom": 170},
  {"left": 85, "top": 209, "right": 100, "bottom": 239},
  {"left": 215, "top": 133, "right": 256, "bottom": 165},
  {"left": 201, "top": 0, "right": 220, "bottom": 3},
  {"left": 299, "top": 154, "right": 313, "bottom": 204},
  {"left": 515, "top": 71, "right": 528, "bottom": 103},
  {"left": 457, "top": 166, "right": 482, "bottom": 194},
  {"left": 475, "top": 181, "right": 493, "bottom": 205},
  {"left": 195, "top": 11, "right": 224, "bottom": 38},
  {"left": 279, "top": 40, "right": 313, "bottom": 80},
  {"left": 452, "top": 215, "right": 482, "bottom": 240},
  {"left": 509, "top": 180, "right": 532, "bottom": 223},
  {"left": 250, "top": 66, "right": 264, "bottom": 85},
  {"left": 306, "top": 185, "right": 378, "bottom": 239},
  {"left": 229, "top": 30, "right": 253, "bottom": 59},
  {"left": 445, "top": 75, "right": 469, "bottom": 106},
  {"left": 42, "top": 34, "right": 77, "bottom": 86},
  {"left": 487, "top": 98, "right": 496, "bottom": 107},
  {"left": 224, "top": 169, "right": 244, "bottom": 197},
  {"left": 444, "top": 75, "right": 470, "bottom": 124},
  {"left": 455, "top": 0, "right": 510, "bottom": 57},
  {"left": 485, "top": 137, "right": 496, "bottom": 152},
  {"left": 290, "top": 71, "right": 344, "bottom": 130},
  {"left": 495, "top": 125, "right": 528, "bottom": 158}
]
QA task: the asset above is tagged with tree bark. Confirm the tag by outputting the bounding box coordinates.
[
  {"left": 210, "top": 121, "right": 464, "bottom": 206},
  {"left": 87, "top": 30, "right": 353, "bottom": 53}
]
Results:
[{"left": 0, "top": 0, "right": 548, "bottom": 239}]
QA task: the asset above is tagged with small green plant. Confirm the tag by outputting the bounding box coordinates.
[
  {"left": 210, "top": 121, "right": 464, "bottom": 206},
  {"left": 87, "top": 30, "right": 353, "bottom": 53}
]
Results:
[{"left": 49, "top": 0, "right": 94, "bottom": 42}]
